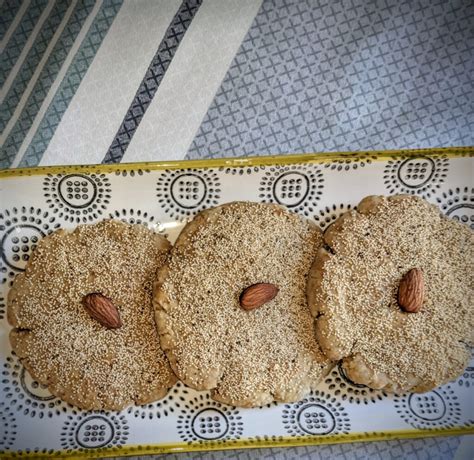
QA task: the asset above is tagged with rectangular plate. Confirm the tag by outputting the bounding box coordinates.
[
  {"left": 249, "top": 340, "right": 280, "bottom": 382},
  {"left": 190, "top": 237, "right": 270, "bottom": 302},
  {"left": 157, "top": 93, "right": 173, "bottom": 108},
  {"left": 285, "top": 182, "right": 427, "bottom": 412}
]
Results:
[{"left": 1, "top": 147, "right": 473, "bottom": 458}]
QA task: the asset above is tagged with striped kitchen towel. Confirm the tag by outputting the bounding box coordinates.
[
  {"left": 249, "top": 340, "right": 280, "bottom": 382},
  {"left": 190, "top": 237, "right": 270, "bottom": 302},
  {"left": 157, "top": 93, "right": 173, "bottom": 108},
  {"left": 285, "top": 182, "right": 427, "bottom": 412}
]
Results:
[{"left": 1, "top": 0, "right": 473, "bottom": 169}]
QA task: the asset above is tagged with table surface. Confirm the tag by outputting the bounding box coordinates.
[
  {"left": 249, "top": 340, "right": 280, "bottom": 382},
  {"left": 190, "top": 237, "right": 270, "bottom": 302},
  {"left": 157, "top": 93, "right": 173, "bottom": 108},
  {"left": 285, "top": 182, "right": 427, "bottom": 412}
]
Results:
[{"left": 1, "top": 0, "right": 473, "bottom": 458}]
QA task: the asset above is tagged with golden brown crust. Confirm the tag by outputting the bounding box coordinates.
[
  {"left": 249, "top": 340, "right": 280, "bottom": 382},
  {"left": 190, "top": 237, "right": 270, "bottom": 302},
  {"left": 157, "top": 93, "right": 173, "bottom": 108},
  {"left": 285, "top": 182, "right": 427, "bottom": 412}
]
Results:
[
  {"left": 8, "top": 220, "right": 176, "bottom": 410},
  {"left": 154, "top": 202, "right": 333, "bottom": 407},
  {"left": 309, "top": 195, "right": 474, "bottom": 393}
]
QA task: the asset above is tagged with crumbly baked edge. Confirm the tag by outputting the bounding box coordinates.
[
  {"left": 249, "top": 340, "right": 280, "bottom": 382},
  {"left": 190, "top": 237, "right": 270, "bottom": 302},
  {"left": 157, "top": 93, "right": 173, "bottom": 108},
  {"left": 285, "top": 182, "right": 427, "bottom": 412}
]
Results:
[
  {"left": 153, "top": 202, "right": 333, "bottom": 407},
  {"left": 308, "top": 194, "right": 473, "bottom": 393},
  {"left": 7, "top": 221, "right": 177, "bottom": 411}
]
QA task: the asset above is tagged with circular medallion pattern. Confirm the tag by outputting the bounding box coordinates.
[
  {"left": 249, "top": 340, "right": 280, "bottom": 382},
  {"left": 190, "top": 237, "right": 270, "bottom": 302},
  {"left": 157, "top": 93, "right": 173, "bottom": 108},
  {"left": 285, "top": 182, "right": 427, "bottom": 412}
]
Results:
[
  {"left": 43, "top": 173, "right": 111, "bottom": 223},
  {"left": 177, "top": 393, "right": 243, "bottom": 443},
  {"left": 61, "top": 412, "right": 128, "bottom": 450},
  {"left": 156, "top": 169, "right": 221, "bottom": 220},
  {"left": 1, "top": 158, "right": 473, "bottom": 453},
  {"left": 324, "top": 363, "right": 388, "bottom": 404},
  {"left": 282, "top": 390, "right": 350, "bottom": 436},
  {"left": 191, "top": 408, "right": 229, "bottom": 440},
  {"left": 436, "top": 186, "right": 473, "bottom": 230},
  {"left": 0, "top": 207, "right": 59, "bottom": 286},
  {"left": 126, "top": 382, "right": 189, "bottom": 420},
  {"left": 0, "top": 401, "right": 17, "bottom": 450},
  {"left": 2, "top": 352, "right": 69, "bottom": 418},
  {"left": 394, "top": 386, "right": 461, "bottom": 429},
  {"left": 383, "top": 156, "right": 449, "bottom": 198},
  {"left": 259, "top": 164, "right": 324, "bottom": 216},
  {"left": 313, "top": 203, "right": 354, "bottom": 230},
  {"left": 58, "top": 174, "right": 97, "bottom": 208}
]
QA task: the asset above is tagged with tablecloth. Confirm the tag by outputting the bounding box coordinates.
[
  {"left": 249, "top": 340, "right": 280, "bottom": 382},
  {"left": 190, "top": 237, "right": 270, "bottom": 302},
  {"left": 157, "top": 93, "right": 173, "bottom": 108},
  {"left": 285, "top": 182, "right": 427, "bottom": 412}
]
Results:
[{"left": 1, "top": 0, "right": 473, "bottom": 458}]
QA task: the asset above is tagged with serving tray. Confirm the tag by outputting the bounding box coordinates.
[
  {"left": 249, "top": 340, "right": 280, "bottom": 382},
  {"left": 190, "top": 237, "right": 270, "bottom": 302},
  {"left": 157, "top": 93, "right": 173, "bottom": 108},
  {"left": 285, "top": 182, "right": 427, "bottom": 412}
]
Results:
[{"left": 0, "top": 147, "right": 473, "bottom": 458}]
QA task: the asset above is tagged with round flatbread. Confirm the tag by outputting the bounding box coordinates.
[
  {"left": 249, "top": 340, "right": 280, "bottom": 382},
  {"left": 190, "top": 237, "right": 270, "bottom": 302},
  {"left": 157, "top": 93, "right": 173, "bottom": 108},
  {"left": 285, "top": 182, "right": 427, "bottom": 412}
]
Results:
[
  {"left": 154, "top": 202, "right": 332, "bottom": 407},
  {"left": 308, "top": 195, "right": 474, "bottom": 393},
  {"left": 8, "top": 220, "right": 176, "bottom": 410}
]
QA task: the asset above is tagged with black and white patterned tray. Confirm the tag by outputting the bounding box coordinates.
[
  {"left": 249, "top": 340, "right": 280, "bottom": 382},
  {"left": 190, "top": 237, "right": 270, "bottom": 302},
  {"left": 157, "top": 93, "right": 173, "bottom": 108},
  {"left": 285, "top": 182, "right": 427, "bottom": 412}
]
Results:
[{"left": 0, "top": 148, "right": 473, "bottom": 458}]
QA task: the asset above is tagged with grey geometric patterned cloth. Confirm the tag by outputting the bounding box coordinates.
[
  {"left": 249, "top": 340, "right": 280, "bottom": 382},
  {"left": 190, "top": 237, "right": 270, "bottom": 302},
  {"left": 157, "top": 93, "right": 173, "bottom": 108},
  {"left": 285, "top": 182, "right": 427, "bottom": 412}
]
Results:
[
  {"left": 1, "top": 0, "right": 473, "bottom": 458},
  {"left": 187, "top": 0, "right": 474, "bottom": 159},
  {"left": 113, "top": 436, "right": 462, "bottom": 460}
]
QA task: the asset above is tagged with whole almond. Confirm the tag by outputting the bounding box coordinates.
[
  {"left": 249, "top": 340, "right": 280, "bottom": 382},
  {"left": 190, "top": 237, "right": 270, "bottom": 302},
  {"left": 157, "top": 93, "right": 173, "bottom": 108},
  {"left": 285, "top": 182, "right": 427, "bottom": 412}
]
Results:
[
  {"left": 398, "top": 268, "right": 424, "bottom": 313},
  {"left": 239, "top": 283, "right": 279, "bottom": 310},
  {"left": 82, "top": 293, "right": 122, "bottom": 329}
]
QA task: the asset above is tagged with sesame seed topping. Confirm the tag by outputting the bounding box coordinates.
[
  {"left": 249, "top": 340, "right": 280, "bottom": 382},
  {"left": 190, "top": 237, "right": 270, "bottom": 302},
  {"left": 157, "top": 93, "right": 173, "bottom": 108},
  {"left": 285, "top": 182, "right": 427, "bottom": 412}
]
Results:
[
  {"left": 312, "top": 195, "right": 474, "bottom": 392},
  {"left": 156, "top": 202, "right": 331, "bottom": 407},
  {"left": 8, "top": 220, "right": 176, "bottom": 410}
]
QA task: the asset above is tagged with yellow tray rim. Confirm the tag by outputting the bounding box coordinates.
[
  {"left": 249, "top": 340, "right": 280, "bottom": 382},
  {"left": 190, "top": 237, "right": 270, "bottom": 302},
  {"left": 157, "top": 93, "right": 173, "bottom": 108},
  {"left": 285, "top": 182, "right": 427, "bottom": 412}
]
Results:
[
  {"left": 1, "top": 427, "right": 473, "bottom": 459},
  {"left": 1, "top": 145, "right": 473, "bottom": 457},
  {"left": 1, "top": 146, "right": 473, "bottom": 179}
]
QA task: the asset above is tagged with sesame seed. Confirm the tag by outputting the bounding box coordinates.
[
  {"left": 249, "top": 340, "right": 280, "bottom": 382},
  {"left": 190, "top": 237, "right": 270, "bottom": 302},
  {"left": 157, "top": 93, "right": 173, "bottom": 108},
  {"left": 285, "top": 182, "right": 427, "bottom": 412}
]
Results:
[
  {"left": 8, "top": 220, "right": 176, "bottom": 410},
  {"left": 313, "top": 195, "right": 473, "bottom": 392},
  {"left": 156, "top": 202, "right": 331, "bottom": 406}
]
